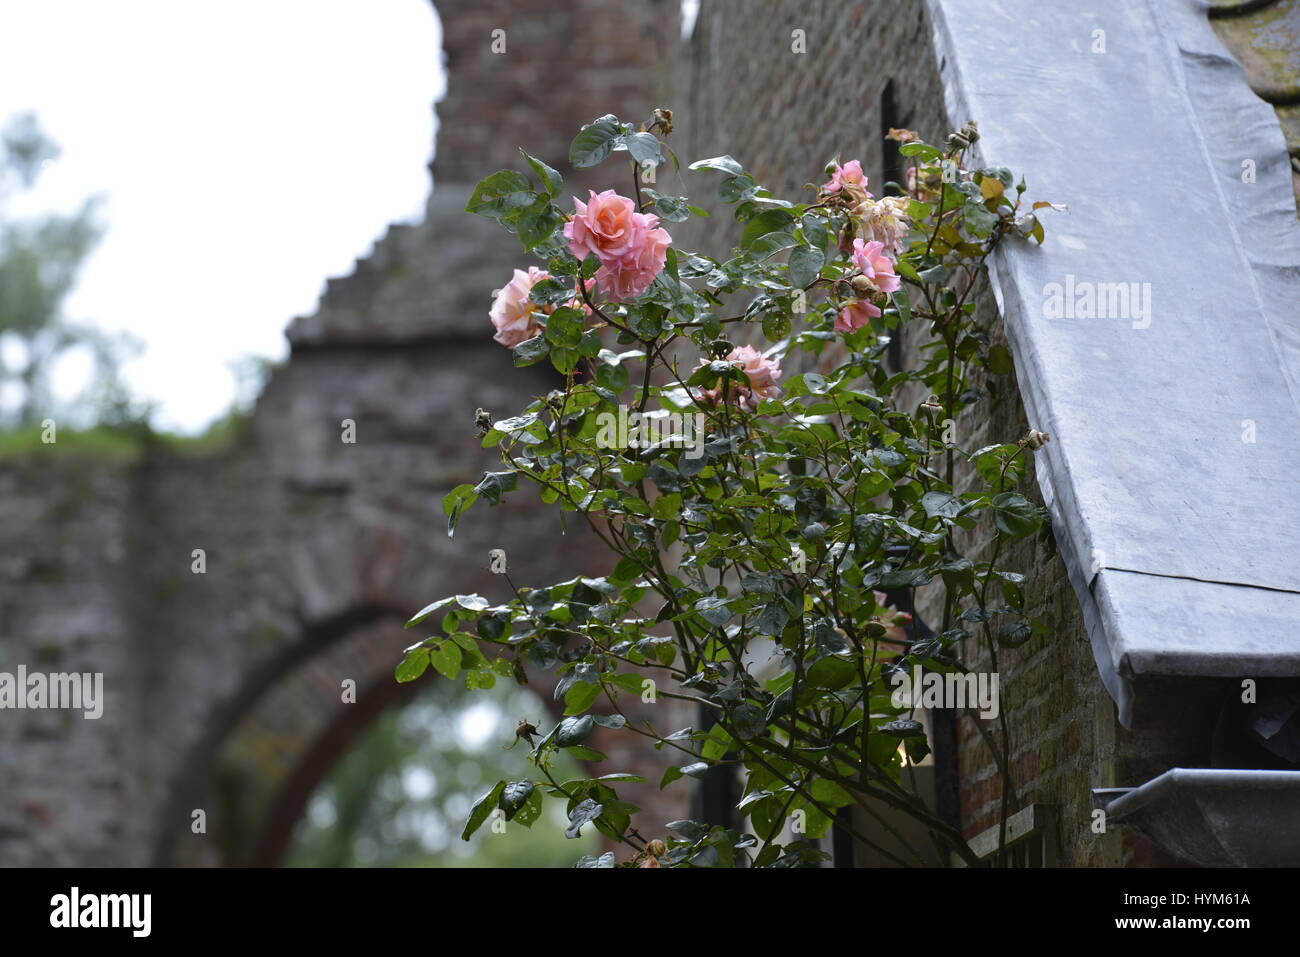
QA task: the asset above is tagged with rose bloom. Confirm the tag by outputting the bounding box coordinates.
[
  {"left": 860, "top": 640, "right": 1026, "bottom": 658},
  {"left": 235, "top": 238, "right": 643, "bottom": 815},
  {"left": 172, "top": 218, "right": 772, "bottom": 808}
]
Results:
[
  {"left": 851, "top": 238, "right": 901, "bottom": 294},
  {"left": 822, "top": 159, "right": 872, "bottom": 199},
  {"left": 696, "top": 344, "right": 783, "bottom": 412},
  {"left": 836, "top": 299, "right": 881, "bottom": 334},
  {"left": 854, "top": 195, "right": 912, "bottom": 256},
  {"left": 489, "top": 266, "right": 551, "bottom": 347},
  {"left": 593, "top": 218, "right": 671, "bottom": 301},
  {"left": 564, "top": 189, "right": 671, "bottom": 302},
  {"left": 564, "top": 189, "right": 643, "bottom": 262}
]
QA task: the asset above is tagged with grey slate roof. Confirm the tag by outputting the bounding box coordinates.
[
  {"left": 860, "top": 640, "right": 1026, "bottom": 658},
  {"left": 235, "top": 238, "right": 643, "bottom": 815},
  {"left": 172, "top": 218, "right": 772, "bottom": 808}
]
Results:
[{"left": 927, "top": 0, "right": 1300, "bottom": 725}]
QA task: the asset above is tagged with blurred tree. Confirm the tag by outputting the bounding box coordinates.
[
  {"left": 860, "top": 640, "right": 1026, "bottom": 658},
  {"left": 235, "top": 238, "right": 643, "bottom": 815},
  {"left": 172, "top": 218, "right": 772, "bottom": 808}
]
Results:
[
  {"left": 0, "top": 112, "right": 142, "bottom": 427},
  {"left": 285, "top": 681, "right": 595, "bottom": 868}
]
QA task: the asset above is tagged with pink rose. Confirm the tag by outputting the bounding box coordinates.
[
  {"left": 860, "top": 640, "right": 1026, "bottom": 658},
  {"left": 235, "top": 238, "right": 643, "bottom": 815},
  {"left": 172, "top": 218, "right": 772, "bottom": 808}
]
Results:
[
  {"left": 851, "top": 238, "right": 901, "bottom": 294},
  {"left": 731, "top": 345, "right": 782, "bottom": 403},
  {"left": 564, "top": 189, "right": 672, "bottom": 302},
  {"left": 695, "top": 344, "right": 783, "bottom": 412},
  {"left": 823, "top": 160, "right": 872, "bottom": 201},
  {"left": 564, "top": 189, "right": 643, "bottom": 262},
  {"left": 593, "top": 220, "right": 671, "bottom": 301},
  {"left": 836, "top": 299, "right": 880, "bottom": 334},
  {"left": 489, "top": 266, "right": 551, "bottom": 347}
]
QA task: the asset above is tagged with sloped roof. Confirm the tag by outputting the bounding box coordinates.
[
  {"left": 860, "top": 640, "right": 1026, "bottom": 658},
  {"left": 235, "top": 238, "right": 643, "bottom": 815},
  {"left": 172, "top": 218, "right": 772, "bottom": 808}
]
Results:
[{"left": 927, "top": 0, "right": 1300, "bottom": 725}]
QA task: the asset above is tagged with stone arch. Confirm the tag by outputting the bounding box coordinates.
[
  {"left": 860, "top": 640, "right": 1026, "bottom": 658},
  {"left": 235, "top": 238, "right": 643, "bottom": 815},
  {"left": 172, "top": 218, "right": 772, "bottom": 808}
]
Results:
[{"left": 0, "top": 0, "right": 676, "bottom": 867}]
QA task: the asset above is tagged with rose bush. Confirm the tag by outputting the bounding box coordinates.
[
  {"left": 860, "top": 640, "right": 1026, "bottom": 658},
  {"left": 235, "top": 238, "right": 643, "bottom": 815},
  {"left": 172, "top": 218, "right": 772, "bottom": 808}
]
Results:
[{"left": 398, "top": 111, "right": 1057, "bottom": 867}]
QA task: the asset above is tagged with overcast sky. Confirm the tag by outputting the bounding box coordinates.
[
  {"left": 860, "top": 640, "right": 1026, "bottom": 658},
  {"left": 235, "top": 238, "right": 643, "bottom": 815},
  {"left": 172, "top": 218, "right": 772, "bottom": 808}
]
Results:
[{"left": 0, "top": 0, "right": 442, "bottom": 432}]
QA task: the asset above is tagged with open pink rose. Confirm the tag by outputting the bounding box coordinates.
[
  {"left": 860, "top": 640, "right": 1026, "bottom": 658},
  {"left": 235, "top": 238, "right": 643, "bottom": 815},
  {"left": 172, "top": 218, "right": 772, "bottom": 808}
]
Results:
[
  {"left": 836, "top": 299, "right": 881, "bottom": 334},
  {"left": 489, "top": 266, "right": 551, "bottom": 347},
  {"left": 851, "top": 238, "right": 901, "bottom": 294},
  {"left": 593, "top": 219, "right": 671, "bottom": 301},
  {"left": 695, "top": 344, "right": 783, "bottom": 412},
  {"left": 564, "top": 189, "right": 672, "bottom": 302},
  {"left": 823, "top": 159, "right": 872, "bottom": 201},
  {"left": 564, "top": 189, "right": 643, "bottom": 262}
]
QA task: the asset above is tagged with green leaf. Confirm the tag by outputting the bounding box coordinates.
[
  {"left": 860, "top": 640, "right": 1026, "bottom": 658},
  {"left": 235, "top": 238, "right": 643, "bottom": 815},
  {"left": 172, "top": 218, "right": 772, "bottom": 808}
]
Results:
[
  {"left": 964, "top": 200, "right": 997, "bottom": 238},
  {"left": 997, "top": 620, "right": 1034, "bottom": 648},
  {"left": 395, "top": 648, "right": 429, "bottom": 683},
  {"left": 563, "top": 681, "right": 601, "bottom": 716},
  {"left": 992, "top": 492, "right": 1040, "bottom": 538},
  {"left": 718, "top": 174, "right": 757, "bottom": 203},
  {"left": 428, "top": 641, "right": 462, "bottom": 680},
  {"left": 811, "top": 778, "right": 854, "bottom": 808},
  {"left": 740, "top": 209, "right": 794, "bottom": 250},
  {"left": 921, "top": 491, "right": 962, "bottom": 520},
  {"left": 899, "top": 142, "right": 942, "bottom": 160},
  {"left": 565, "top": 745, "right": 606, "bottom": 762},
  {"left": 806, "top": 655, "right": 855, "bottom": 691},
  {"left": 753, "top": 602, "right": 790, "bottom": 637},
  {"left": 651, "top": 193, "right": 691, "bottom": 222},
  {"left": 688, "top": 154, "right": 744, "bottom": 175},
  {"left": 555, "top": 714, "right": 596, "bottom": 747},
  {"left": 443, "top": 484, "right": 479, "bottom": 539},
  {"left": 520, "top": 149, "right": 562, "bottom": 197},
  {"left": 987, "top": 343, "right": 1014, "bottom": 374},
  {"left": 879, "top": 718, "right": 926, "bottom": 738},
  {"left": 514, "top": 786, "right": 545, "bottom": 827},
  {"left": 801, "top": 213, "right": 828, "bottom": 253},
  {"left": 651, "top": 492, "right": 682, "bottom": 522},
  {"left": 501, "top": 780, "right": 535, "bottom": 820},
  {"left": 465, "top": 170, "right": 534, "bottom": 218},
  {"left": 514, "top": 198, "right": 564, "bottom": 250},
  {"left": 787, "top": 245, "right": 824, "bottom": 288},
  {"left": 701, "top": 724, "right": 732, "bottom": 761},
  {"left": 462, "top": 780, "right": 507, "bottom": 840},
  {"left": 907, "top": 199, "right": 933, "bottom": 220},
  {"left": 406, "top": 595, "right": 455, "bottom": 628},
  {"left": 474, "top": 470, "right": 518, "bottom": 506},
  {"left": 570, "top": 115, "right": 623, "bottom": 168},
  {"left": 892, "top": 284, "right": 913, "bottom": 324},
  {"left": 545, "top": 305, "right": 585, "bottom": 347},
  {"left": 625, "top": 131, "right": 662, "bottom": 168},
  {"left": 573, "top": 851, "right": 616, "bottom": 867},
  {"left": 694, "top": 596, "right": 733, "bottom": 627},
  {"left": 565, "top": 798, "right": 604, "bottom": 838},
  {"left": 512, "top": 332, "right": 550, "bottom": 366},
  {"left": 550, "top": 346, "right": 579, "bottom": 375},
  {"left": 785, "top": 372, "right": 828, "bottom": 397},
  {"left": 731, "top": 703, "right": 768, "bottom": 739}
]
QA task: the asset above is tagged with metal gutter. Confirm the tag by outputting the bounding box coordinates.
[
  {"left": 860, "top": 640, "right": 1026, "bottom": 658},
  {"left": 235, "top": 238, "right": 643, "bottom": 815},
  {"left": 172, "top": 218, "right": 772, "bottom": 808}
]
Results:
[{"left": 1094, "top": 769, "right": 1300, "bottom": 866}]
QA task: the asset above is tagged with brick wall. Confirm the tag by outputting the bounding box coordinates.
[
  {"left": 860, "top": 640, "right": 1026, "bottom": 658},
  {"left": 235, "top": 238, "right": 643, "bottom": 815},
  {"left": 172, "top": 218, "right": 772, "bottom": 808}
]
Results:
[{"left": 671, "top": 0, "right": 1194, "bottom": 865}]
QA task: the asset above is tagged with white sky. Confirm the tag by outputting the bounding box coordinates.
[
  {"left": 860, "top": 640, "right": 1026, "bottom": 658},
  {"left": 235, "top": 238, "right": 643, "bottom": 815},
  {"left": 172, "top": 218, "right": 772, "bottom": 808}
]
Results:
[{"left": 0, "top": 0, "right": 442, "bottom": 432}]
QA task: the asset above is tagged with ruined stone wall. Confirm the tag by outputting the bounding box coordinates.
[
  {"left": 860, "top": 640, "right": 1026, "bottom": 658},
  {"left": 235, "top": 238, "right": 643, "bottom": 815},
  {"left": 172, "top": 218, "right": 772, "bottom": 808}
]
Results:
[{"left": 0, "top": 0, "right": 687, "bottom": 867}]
